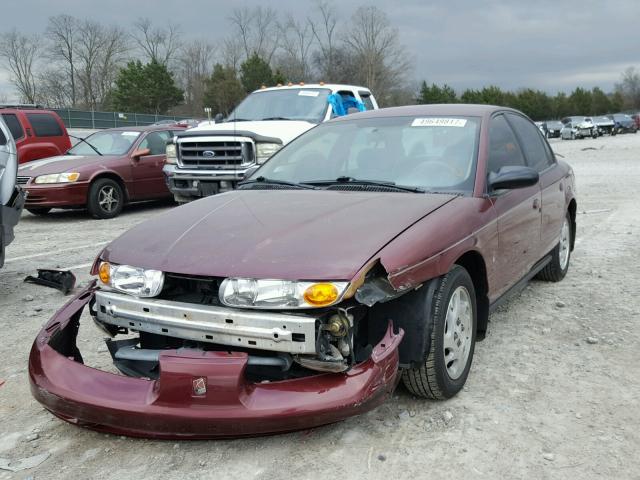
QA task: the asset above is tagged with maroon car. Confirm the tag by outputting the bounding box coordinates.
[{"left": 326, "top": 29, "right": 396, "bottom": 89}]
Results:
[
  {"left": 17, "top": 125, "right": 184, "bottom": 218},
  {"left": 29, "top": 105, "right": 576, "bottom": 438}
]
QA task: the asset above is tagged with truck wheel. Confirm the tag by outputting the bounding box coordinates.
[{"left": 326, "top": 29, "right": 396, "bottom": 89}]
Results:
[
  {"left": 536, "top": 212, "right": 572, "bottom": 282},
  {"left": 27, "top": 208, "right": 51, "bottom": 215},
  {"left": 87, "top": 178, "right": 124, "bottom": 219},
  {"left": 402, "top": 265, "right": 477, "bottom": 400}
]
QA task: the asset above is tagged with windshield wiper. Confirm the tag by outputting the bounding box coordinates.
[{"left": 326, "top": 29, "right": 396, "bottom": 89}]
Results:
[
  {"left": 303, "top": 176, "right": 425, "bottom": 193},
  {"left": 68, "top": 134, "right": 102, "bottom": 156},
  {"left": 239, "top": 176, "right": 316, "bottom": 190},
  {"left": 261, "top": 117, "right": 294, "bottom": 121}
]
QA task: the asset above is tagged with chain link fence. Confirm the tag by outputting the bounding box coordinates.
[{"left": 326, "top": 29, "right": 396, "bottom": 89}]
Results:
[{"left": 53, "top": 109, "right": 190, "bottom": 129}]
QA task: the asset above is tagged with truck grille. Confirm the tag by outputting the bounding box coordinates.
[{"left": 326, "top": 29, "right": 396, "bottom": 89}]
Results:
[
  {"left": 178, "top": 141, "right": 254, "bottom": 169},
  {"left": 16, "top": 176, "right": 31, "bottom": 185}
]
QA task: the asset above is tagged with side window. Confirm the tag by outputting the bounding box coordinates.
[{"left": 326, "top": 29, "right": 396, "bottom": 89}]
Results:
[
  {"left": 25, "top": 113, "right": 64, "bottom": 137},
  {"left": 359, "top": 92, "right": 374, "bottom": 111},
  {"left": 488, "top": 114, "right": 526, "bottom": 174},
  {"left": 138, "top": 131, "right": 171, "bottom": 155},
  {"left": 507, "top": 113, "right": 553, "bottom": 172},
  {"left": 0, "top": 125, "right": 6, "bottom": 145},
  {"left": 1, "top": 114, "right": 24, "bottom": 140}
]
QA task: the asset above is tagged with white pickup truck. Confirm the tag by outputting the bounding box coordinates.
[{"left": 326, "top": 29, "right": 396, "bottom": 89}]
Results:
[{"left": 163, "top": 84, "right": 378, "bottom": 201}]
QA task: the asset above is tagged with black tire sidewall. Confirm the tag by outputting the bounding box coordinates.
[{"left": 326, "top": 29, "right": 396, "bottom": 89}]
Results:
[
  {"left": 88, "top": 179, "right": 123, "bottom": 219},
  {"left": 430, "top": 267, "right": 477, "bottom": 397}
]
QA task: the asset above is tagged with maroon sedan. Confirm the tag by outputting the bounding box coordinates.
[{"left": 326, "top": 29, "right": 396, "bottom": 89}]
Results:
[
  {"left": 17, "top": 125, "right": 184, "bottom": 219},
  {"left": 29, "top": 105, "right": 576, "bottom": 438}
]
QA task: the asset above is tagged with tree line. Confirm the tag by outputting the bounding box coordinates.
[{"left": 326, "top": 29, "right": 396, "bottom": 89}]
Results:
[{"left": 1, "top": 3, "right": 639, "bottom": 118}]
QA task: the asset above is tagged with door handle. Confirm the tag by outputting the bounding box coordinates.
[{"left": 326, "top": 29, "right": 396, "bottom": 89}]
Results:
[{"left": 533, "top": 198, "right": 540, "bottom": 210}]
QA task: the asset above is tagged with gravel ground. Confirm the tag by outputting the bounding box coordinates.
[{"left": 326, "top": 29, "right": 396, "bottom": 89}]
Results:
[{"left": 1, "top": 133, "right": 639, "bottom": 479}]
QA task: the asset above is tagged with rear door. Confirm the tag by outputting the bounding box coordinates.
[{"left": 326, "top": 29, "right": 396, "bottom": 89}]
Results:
[
  {"left": 487, "top": 114, "right": 542, "bottom": 297},
  {"left": 506, "top": 113, "right": 565, "bottom": 257},
  {"left": 130, "top": 130, "right": 172, "bottom": 199}
]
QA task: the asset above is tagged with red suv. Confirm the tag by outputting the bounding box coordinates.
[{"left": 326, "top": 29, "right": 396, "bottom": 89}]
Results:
[{"left": 0, "top": 106, "right": 72, "bottom": 164}]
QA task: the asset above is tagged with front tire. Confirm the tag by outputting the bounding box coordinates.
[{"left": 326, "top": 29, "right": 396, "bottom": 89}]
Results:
[
  {"left": 402, "top": 265, "right": 477, "bottom": 400},
  {"left": 536, "top": 212, "right": 572, "bottom": 282},
  {"left": 87, "top": 178, "right": 124, "bottom": 219}
]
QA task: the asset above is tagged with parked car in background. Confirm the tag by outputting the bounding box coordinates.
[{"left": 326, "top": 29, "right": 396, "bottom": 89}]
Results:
[
  {"left": 591, "top": 116, "right": 616, "bottom": 135},
  {"left": 0, "top": 105, "right": 72, "bottom": 164},
  {"left": 29, "top": 104, "right": 577, "bottom": 438},
  {"left": 561, "top": 118, "right": 598, "bottom": 139},
  {"left": 0, "top": 117, "right": 25, "bottom": 268},
  {"left": 543, "top": 120, "right": 564, "bottom": 138},
  {"left": 164, "top": 83, "right": 378, "bottom": 202},
  {"left": 17, "top": 125, "right": 184, "bottom": 219},
  {"left": 608, "top": 113, "right": 638, "bottom": 134}
]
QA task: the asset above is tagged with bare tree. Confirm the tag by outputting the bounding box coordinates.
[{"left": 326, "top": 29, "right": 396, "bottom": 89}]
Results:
[
  {"left": 0, "top": 30, "right": 41, "bottom": 103},
  {"left": 615, "top": 66, "right": 640, "bottom": 110},
  {"left": 342, "top": 6, "right": 411, "bottom": 104},
  {"left": 132, "top": 18, "right": 181, "bottom": 67},
  {"left": 37, "top": 69, "right": 72, "bottom": 108},
  {"left": 228, "top": 7, "right": 280, "bottom": 64},
  {"left": 308, "top": 1, "right": 339, "bottom": 81},
  {"left": 76, "top": 20, "right": 128, "bottom": 109},
  {"left": 179, "top": 39, "right": 214, "bottom": 114},
  {"left": 46, "top": 15, "right": 79, "bottom": 107},
  {"left": 221, "top": 37, "right": 243, "bottom": 72},
  {"left": 277, "top": 15, "right": 315, "bottom": 81}
]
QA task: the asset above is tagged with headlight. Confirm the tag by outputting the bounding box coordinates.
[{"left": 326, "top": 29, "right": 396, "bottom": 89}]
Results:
[
  {"left": 97, "top": 261, "right": 164, "bottom": 298},
  {"left": 219, "top": 278, "right": 349, "bottom": 309},
  {"left": 34, "top": 172, "right": 80, "bottom": 184},
  {"left": 165, "top": 143, "right": 177, "bottom": 164},
  {"left": 255, "top": 143, "right": 282, "bottom": 164}
]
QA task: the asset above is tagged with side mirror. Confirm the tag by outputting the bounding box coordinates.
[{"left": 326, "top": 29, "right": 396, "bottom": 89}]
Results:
[
  {"left": 242, "top": 165, "right": 260, "bottom": 180},
  {"left": 488, "top": 166, "right": 539, "bottom": 192},
  {"left": 214, "top": 113, "right": 224, "bottom": 124},
  {"left": 131, "top": 148, "right": 151, "bottom": 160}
]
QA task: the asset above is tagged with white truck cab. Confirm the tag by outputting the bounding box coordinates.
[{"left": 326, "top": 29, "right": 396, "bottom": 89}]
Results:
[
  {"left": 0, "top": 116, "right": 25, "bottom": 268},
  {"left": 164, "top": 84, "right": 378, "bottom": 201}
]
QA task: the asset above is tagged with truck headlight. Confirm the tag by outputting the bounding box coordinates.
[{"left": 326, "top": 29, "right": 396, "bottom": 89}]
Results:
[
  {"left": 98, "top": 261, "right": 164, "bottom": 298},
  {"left": 219, "top": 278, "right": 348, "bottom": 309},
  {"left": 165, "top": 143, "right": 177, "bottom": 164},
  {"left": 255, "top": 143, "right": 282, "bottom": 164},
  {"left": 34, "top": 172, "right": 80, "bottom": 184}
]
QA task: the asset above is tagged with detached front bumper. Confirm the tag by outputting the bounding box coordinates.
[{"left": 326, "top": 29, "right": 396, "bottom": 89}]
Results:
[{"left": 29, "top": 286, "right": 404, "bottom": 439}]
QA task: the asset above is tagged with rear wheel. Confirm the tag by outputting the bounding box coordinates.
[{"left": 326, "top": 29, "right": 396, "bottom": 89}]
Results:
[
  {"left": 537, "top": 212, "right": 572, "bottom": 282},
  {"left": 87, "top": 178, "right": 124, "bottom": 219},
  {"left": 27, "top": 208, "right": 51, "bottom": 216},
  {"left": 402, "top": 266, "right": 477, "bottom": 400}
]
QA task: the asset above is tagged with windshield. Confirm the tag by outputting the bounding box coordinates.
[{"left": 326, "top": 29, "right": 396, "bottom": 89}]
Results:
[
  {"left": 67, "top": 130, "right": 141, "bottom": 156},
  {"left": 253, "top": 115, "right": 481, "bottom": 193},
  {"left": 228, "top": 88, "right": 331, "bottom": 123}
]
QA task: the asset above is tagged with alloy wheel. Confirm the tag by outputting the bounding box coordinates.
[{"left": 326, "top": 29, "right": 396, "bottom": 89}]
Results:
[{"left": 443, "top": 286, "right": 473, "bottom": 380}]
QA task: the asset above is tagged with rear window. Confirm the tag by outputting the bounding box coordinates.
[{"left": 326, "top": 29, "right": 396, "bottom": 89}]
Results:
[
  {"left": 1, "top": 113, "right": 24, "bottom": 139},
  {"left": 26, "top": 113, "right": 64, "bottom": 137},
  {"left": 359, "top": 92, "right": 374, "bottom": 111}
]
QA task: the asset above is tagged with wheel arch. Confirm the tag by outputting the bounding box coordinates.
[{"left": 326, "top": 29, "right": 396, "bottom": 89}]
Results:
[
  {"left": 88, "top": 171, "right": 130, "bottom": 203},
  {"left": 453, "top": 250, "right": 489, "bottom": 339}
]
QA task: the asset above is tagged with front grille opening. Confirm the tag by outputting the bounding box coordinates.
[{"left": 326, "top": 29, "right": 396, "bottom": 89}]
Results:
[{"left": 178, "top": 140, "right": 254, "bottom": 169}]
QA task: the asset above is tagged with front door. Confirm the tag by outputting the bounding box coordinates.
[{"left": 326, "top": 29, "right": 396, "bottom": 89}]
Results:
[
  {"left": 131, "top": 130, "right": 172, "bottom": 199},
  {"left": 487, "top": 114, "right": 542, "bottom": 298}
]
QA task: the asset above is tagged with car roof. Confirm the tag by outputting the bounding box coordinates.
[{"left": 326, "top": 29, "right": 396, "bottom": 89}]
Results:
[
  {"left": 329, "top": 103, "right": 522, "bottom": 122},
  {"left": 101, "top": 125, "right": 185, "bottom": 133},
  {"left": 256, "top": 84, "right": 371, "bottom": 94}
]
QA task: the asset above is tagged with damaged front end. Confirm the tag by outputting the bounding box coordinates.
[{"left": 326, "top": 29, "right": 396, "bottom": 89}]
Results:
[{"left": 29, "top": 276, "right": 404, "bottom": 439}]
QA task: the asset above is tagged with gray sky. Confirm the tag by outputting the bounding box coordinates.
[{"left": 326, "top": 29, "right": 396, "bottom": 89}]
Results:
[{"left": 1, "top": 0, "right": 639, "bottom": 99}]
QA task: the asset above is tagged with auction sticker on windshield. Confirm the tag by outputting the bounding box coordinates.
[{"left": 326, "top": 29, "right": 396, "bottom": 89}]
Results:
[
  {"left": 411, "top": 118, "right": 468, "bottom": 127},
  {"left": 121, "top": 132, "right": 140, "bottom": 137},
  {"left": 298, "top": 90, "right": 320, "bottom": 97}
]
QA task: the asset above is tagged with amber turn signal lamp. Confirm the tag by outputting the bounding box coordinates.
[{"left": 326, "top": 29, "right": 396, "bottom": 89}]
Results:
[
  {"left": 98, "top": 262, "right": 110, "bottom": 284},
  {"left": 303, "top": 283, "right": 339, "bottom": 306}
]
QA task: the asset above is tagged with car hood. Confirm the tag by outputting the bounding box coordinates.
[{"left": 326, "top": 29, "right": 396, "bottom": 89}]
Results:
[
  {"left": 17, "top": 154, "right": 122, "bottom": 175},
  {"left": 185, "top": 120, "right": 316, "bottom": 144},
  {"left": 101, "top": 190, "right": 457, "bottom": 281}
]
